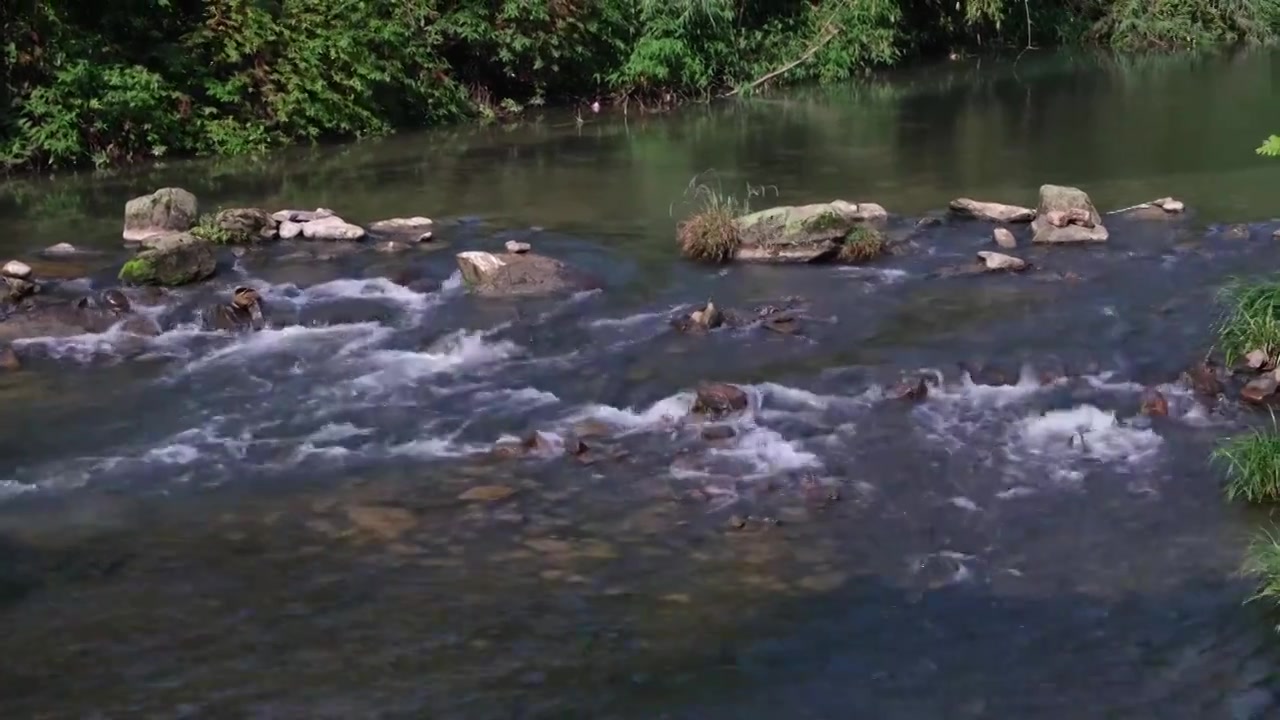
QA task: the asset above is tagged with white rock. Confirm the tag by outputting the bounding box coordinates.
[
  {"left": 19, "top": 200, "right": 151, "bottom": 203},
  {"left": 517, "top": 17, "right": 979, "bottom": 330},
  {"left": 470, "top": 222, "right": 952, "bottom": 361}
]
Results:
[
  {"left": 993, "top": 228, "right": 1017, "bottom": 249},
  {"left": 42, "top": 242, "right": 79, "bottom": 256},
  {"left": 976, "top": 251, "right": 1027, "bottom": 272},
  {"left": 456, "top": 251, "right": 508, "bottom": 286},
  {"left": 278, "top": 220, "right": 303, "bottom": 239},
  {"left": 369, "top": 217, "right": 433, "bottom": 232},
  {"left": 950, "top": 198, "right": 1036, "bottom": 223},
  {"left": 1154, "top": 197, "right": 1185, "bottom": 213},
  {"left": 505, "top": 240, "right": 532, "bottom": 254},
  {"left": 301, "top": 215, "right": 365, "bottom": 241},
  {"left": 2, "top": 260, "right": 32, "bottom": 279}
]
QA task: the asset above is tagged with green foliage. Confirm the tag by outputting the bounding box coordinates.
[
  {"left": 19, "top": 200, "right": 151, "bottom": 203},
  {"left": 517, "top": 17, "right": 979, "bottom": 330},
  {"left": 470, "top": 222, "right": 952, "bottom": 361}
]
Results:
[
  {"left": 1242, "top": 527, "right": 1280, "bottom": 607},
  {"left": 189, "top": 212, "right": 234, "bottom": 245},
  {"left": 1214, "top": 423, "right": 1280, "bottom": 503},
  {"left": 1258, "top": 135, "right": 1280, "bottom": 157},
  {"left": 3, "top": 0, "right": 1279, "bottom": 172},
  {"left": 1215, "top": 277, "right": 1280, "bottom": 367},
  {"left": 118, "top": 256, "right": 156, "bottom": 284}
]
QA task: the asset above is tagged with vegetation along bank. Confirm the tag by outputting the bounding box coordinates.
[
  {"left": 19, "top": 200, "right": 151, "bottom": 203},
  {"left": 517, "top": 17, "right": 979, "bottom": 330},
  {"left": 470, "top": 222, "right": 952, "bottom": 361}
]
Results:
[{"left": 4, "top": 0, "right": 1280, "bottom": 172}]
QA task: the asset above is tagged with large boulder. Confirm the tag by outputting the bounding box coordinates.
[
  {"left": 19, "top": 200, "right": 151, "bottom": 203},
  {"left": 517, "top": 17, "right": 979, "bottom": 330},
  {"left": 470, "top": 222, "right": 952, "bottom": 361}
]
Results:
[
  {"left": 731, "top": 201, "right": 888, "bottom": 262},
  {"left": 455, "top": 251, "right": 597, "bottom": 297},
  {"left": 949, "top": 198, "right": 1035, "bottom": 223},
  {"left": 1030, "top": 185, "right": 1108, "bottom": 243},
  {"left": 118, "top": 232, "right": 216, "bottom": 286},
  {"left": 123, "top": 187, "right": 198, "bottom": 242}
]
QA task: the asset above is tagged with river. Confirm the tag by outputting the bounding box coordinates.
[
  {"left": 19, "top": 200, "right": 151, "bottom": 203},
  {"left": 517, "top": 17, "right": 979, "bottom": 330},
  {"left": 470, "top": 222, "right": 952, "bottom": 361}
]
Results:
[{"left": 1, "top": 48, "right": 1279, "bottom": 719}]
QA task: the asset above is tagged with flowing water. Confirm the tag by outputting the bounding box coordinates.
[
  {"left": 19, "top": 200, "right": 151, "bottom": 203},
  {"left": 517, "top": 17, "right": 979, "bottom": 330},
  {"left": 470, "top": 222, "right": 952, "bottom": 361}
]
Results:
[{"left": 3, "top": 49, "right": 1280, "bottom": 719}]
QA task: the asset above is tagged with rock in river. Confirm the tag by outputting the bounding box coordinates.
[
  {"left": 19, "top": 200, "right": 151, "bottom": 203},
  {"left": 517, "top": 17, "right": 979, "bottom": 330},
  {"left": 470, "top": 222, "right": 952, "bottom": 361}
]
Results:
[
  {"left": 993, "top": 227, "right": 1017, "bottom": 249},
  {"left": 118, "top": 232, "right": 216, "bottom": 286},
  {"left": 209, "top": 208, "right": 277, "bottom": 243},
  {"left": 691, "top": 382, "right": 749, "bottom": 419},
  {"left": 455, "top": 251, "right": 598, "bottom": 297},
  {"left": 1031, "top": 184, "right": 1108, "bottom": 244},
  {"left": 301, "top": 215, "right": 366, "bottom": 241},
  {"left": 976, "top": 251, "right": 1028, "bottom": 272},
  {"left": 123, "top": 187, "right": 199, "bottom": 242},
  {"left": 949, "top": 198, "right": 1036, "bottom": 223},
  {"left": 732, "top": 201, "right": 888, "bottom": 263}
]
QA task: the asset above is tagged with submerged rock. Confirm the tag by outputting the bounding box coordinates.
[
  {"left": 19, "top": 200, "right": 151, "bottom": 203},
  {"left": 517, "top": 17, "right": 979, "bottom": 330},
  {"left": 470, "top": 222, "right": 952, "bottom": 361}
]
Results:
[
  {"left": 1184, "top": 360, "right": 1226, "bottom": 398},
  {"left": 202, "top": 287, "right": 266, "bottom": 332},
  {"left": 0, "top": 290, "right": 158, "bottom": 341},
  {"left": 455, "top": 251, "right": 597, "bottom": 297},
  {"left": 1140, "top": 388, "right": 1169, "bottom": 417},
  {"left": 949, "top": 198, "right": 1036, "bottom": 223},
  {"left": 733, "top": 201, "right": 888, "bottom": 263},
  {"left": 1031, "top": 185, "right": 1108, "bottom": 243},
  {"left": 691, "top": 382, "right": 749, "bottom": 419},
  {"left": 0, "top": 345, "right": 19, "bottom": 371},
  {"left": 118, "top": 232, "right": 216, "bottom": 286},
  {"left": 889, "top": 376, "right": 930, "bottom": 401},
  {"left": 123, "top": 187, "right": 198, "bottom": 242},
  {"left": 672, "top": 300, "right": 724, "bottom": 334}
]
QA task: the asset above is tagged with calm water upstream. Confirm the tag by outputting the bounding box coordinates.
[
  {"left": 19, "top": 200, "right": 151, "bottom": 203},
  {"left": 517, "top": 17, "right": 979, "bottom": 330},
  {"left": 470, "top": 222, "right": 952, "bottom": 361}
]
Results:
[{"left": 3, "top": 49, "right": 1280, "bottom": 719}]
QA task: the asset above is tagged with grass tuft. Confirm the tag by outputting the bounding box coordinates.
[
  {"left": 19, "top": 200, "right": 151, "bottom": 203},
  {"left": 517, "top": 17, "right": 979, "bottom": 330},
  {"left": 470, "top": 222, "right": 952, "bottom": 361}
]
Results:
[
  {"left": 1213, "top": 421, "right": 1280, "bottom": 503},
  {"left": 837, "top": 225, "right": 887, "bottom": 263},
  {"left": 1241, "top": 527, "right": 1280, "bottom": 606},
  {"left": 189, "top": 211, "right": 235, "bottom": 245},
  {"left": 1216, "top": 277, "right": 1280, "bottom": 366},
  {"left": 675, "top": 176, "right": 749, "bottom": 263}
]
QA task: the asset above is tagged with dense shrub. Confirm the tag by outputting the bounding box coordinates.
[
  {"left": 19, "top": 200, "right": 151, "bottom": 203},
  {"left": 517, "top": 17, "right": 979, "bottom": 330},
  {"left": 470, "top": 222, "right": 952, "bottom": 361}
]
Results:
[{"left": 3, "top": 0, "right": 1279, "bottom": 172}]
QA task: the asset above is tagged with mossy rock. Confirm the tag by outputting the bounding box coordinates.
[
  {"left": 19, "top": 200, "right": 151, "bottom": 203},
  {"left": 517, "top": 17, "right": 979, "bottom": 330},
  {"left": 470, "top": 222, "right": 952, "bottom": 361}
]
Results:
[
  {"left": 118, "top": 232, "right": 216, "bottom": 286},
  {"left": 734, "top": 201, "right": 888, "bottom": 262},
  {"left": 197, "top": 208, "right": 276, "bottom": 244},
  {"left": 123, "top": 187, "right": 198, "bottom": 242}
]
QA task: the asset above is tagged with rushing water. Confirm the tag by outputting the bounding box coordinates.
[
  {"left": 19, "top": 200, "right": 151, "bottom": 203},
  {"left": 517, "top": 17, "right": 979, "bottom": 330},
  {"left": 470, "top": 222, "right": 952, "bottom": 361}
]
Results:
[{"left": 3, "top": 49, "right": 1280, "bottom": 718}]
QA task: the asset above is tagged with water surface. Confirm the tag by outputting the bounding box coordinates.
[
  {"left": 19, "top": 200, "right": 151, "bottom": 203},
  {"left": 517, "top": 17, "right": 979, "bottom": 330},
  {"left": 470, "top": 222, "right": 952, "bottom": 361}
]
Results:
[{"left": 3, "top": 49, "right": 1280, "bottom": 719}]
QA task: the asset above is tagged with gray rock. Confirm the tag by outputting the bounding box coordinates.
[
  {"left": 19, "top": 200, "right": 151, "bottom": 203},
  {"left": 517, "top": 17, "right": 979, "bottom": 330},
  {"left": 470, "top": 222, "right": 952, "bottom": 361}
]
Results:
[
  {"left": 272, "top": 208, "right": 334, "bottom": 224},
  {"left": 301, "top": 215, "right": 366, "bottom": 241},
  {"left": 123, "top": 187, "right": 198, "bottom": 242},
  {"left": 368, "top": 217, "right": 433, "bottom": 232},
  {"left": 505, "top": 240, "right": 532, "bottom": 254},
  {"left": 455, "top": 251, "right": 598, "bottom": 297},
  {"left": 118, "top": 232, "right": 216, "bottom": 286},
  {"left": 993, "top": 227, "right": 1017, "bottom": 249},
  {"left": 733, "top": 201, "right": 888, "bottom": 262},
  {"left": 976, "top": 251, "right": 1027, "bottom": 272},
  {"left": 949, "top": 198, "right": 1036, "bottom": 223},
  {"left": 1030, "top": 185, "right": 1109, "bottom": 243},
  {"left": 39, "top": 243, "right": 83, "bottom": 257}
]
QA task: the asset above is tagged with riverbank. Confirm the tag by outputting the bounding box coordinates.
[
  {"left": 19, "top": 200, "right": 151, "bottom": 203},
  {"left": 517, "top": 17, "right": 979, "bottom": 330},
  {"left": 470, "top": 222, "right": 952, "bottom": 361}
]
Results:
[{"left": 5, "top": 0, "right": 1278, "bottom": 173}]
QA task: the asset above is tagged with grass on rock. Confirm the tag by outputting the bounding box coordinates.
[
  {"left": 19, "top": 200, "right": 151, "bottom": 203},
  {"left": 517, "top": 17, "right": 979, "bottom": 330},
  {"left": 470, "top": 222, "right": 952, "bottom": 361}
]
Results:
[
  {"left": 1216, "top": 277, "right": 1280, "bottom": 366},
  {"left": 1213, "top": 424, "right": 1280, "bottom": 503},
  {"left": 837, "top": 225, "right": 887, "bottom": 263},
  {"left": 676, "top": 179, "right": 748, "bottom": 263}
]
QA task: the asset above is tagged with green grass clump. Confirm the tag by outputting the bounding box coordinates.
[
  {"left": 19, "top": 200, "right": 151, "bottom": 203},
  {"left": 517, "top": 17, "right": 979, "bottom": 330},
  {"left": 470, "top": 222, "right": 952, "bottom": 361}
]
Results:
[
  {"left": 1241, "top": 527, "right": 1280, "bottom": 606},
  {"left": 1213, "top": 424, "right": 1280, "bottom": 503},
  {"left": 189, "top": 212, "right": 235, "bottom": 245},
  {"left": 837, "top": 225, "right": 887, "bottom": 263},
  {"left": 1215, "top": 277, "right": 1280, "bottom": 367},
  {"left": 676, "top": 179, "right": 748, "bottom": 263}
]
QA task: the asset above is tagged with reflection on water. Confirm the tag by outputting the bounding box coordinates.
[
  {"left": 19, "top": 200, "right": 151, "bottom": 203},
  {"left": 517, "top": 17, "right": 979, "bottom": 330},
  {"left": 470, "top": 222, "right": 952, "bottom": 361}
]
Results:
[{"left": 1, "top": 48, "right": 1280, "bottom": 718}]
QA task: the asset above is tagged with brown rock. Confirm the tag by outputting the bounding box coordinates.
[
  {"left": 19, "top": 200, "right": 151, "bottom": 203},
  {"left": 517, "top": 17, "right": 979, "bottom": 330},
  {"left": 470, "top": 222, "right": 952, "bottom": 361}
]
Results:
[
  {"left": 692, "top": 382, "right": 749, "bottom": 419},
  {"left": 1184, "top": 361, "right": 1225, "bottom": 398},
  {"left": 0, "top": 346, "right": 19, "bottom": 371},
  {"left": 345, "top": 505, "right": 416, "bottom": 541},
  {"left": 890, "top": 377, "right": 929, "bottom": 401},
  {"left": 976, "top": 251, "right": 1028, "bottom": 272},
  {"left": 1139, "top": 388, "right": 1168, "bottom": 417},
  {"left": 1031, "top": 185, "right": 1108, "bottom": 243},
  {"left": 1246, "top": 349, "right": 1271, "bottom": 371}
]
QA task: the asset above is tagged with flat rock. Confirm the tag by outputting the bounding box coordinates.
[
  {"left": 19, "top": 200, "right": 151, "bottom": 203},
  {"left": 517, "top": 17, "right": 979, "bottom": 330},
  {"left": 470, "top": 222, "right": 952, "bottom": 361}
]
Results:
[
  {"left": 211, "top": 207, "right": 276, "bottom": 243},
  {"left": 949, "top": 198, "right": 1035, "bottom": 223},
  {"left": 458, "top": 485, "right": 518, "bottom": 502},
  {"left": 734, "top": 201, "right": 887, "bottom": 262},
  {"left": 977, "top": 251, "right": 1027, "bottom": 272},
  {"left": 272, "top": 208, "right": 334, "bottom": 223},
  {"left": 369, "top": 217, "right": 433, "bottom": 232},
  {"left": 123, "top": 187, "right": 198, "bottom": 242},
  {"left": 301, "top": 215, "right": 366, "bottom": 241},
  {"left": 455, "top": 251, "right": 598, "bottom": 297},
  {"left": 505, "top": 240, "right": 531, "bottom": 254},
  {"left": 1031, "top": 185, "right": 1108, "bottom": 243}
]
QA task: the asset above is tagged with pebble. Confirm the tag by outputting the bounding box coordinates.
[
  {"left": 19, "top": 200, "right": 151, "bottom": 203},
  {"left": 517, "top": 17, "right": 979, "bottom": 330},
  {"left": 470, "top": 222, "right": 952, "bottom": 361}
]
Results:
[
  {"left": 993, "top": 227, "right": 1017, "bottom": 248},
  {"left": 505, "top": 240, "right": 532, "bottom": 254}
]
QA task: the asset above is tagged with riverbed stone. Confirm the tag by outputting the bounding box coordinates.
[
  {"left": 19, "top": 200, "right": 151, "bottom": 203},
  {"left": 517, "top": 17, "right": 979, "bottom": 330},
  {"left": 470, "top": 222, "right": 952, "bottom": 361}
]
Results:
[
  {"left": 734, "top": 201, "right": 888, "bottom": 262},
  {"left": 691, "top": 382, "right": 749, "bottom": 419},
  {"left": 1241, "top": 376, "right": 1279, "bottom": 405},
  {"left": 2, "top": 261, "right": 32, "bottom": 280},
  {"left": 278, "top": 220, "right": 303, "bottom": 239},
  {"left": 505, "top": 240, "right": 532, "bottom": 254},
  {"left": 301, "top": 215, "right": 366, "bottom": 241},
  {"left": 0, "top": 345, "right": 20, "bottom": 371},
  {"left": 118, "top": 232, "right": 216, "bottom": 286},
  {"left": 1031, "top": 184, "right": 1108, "bottom": 243},
  {"left": 455, "top": 251, "right": 598, "bottom": 297},
  {"left": 993, "top": 227, "right": 1017, "bottom": 248},
  {"left": 949, "top": 198, "right": 1036, "bottom": 223},
  {"left": 123, "top": 187, "right": 198, "bottom": 242}
]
